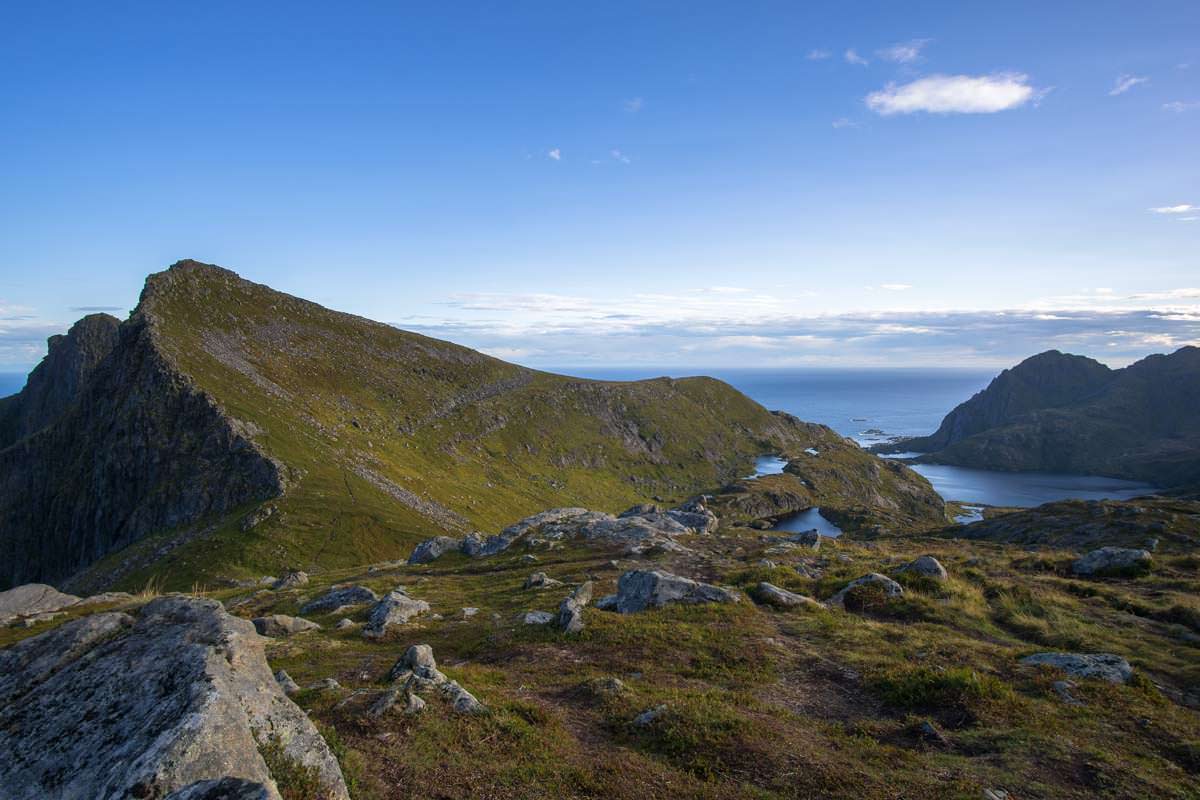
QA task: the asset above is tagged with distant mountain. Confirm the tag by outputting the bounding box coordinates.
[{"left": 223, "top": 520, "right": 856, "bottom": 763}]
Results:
[
  {"left": 0, "top": 260, "right": 943, "bottom": 590},
  {"left": 876, "top": 348, "right": 1200, "bottom": 490}
]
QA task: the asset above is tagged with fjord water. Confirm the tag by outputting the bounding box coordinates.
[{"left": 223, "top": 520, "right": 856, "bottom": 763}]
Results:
[{"left": 564, "top": 367, "right": 1157, "bottom": 507}]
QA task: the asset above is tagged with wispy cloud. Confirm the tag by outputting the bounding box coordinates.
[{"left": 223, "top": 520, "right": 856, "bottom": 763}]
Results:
[
  {"left": 610, "top": 149, "right": 631, "bottom": 164},
  {"left": 866, "top": 73, "right": 1039, "bottom": 115},
  {"left": 831, "top": 117, "right": 857, "bottom": 129},
  {"left": 806, "top": 49, "right": 831, "bottom": 61},
  {"left": 1148, "top": 204, "right": 1196, "bottom": 214},
  {"left": 844, "top": 49, "right": 868, "bottom": 66},
  {"left": 69, "top": 305, "right": 124, "bottom": 313},
  {"left": 1163, "top": 100, "right": 1200, "bottom": 113},
  {"left": 1109, "top": 74, "right": 1149, "bottom": 95},
  {"left": 623, "top": 97, "right": 644, "bottom": 113},
  {"left": 877, "top": 39, "right": 930, "bottom": 64},
  {"left": 547, "top": 148, "right": 561, "bottom": 161}
]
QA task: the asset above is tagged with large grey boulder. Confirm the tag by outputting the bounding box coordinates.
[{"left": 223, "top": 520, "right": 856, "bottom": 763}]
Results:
[
  {"left": 1071, "top": 547, "right": 1153, "bottom": 577},
  {"left": 0, "top": 583, "right": 81, "bottom": 625},
  {"left": 299, "top": 585, "right": 378, "bottom": 615},
  {"left": 251, "top": 614, "right": 320, "bottom": 638},
  {"left": 1020, "top": 652, "right": 1133, "bottom": 684},
  {"left": 755, "top": 582, "right": 824, "bottom": 610},
  {"left": 408, "top": 536, "right": 462, "bottom": 565},
  {"left": 827, "top": 573, "right": 904, "bottom": 608},
  {"left": 271, "top": 570, "right": 308, "bottom": 590},
  {"left": 897, "top": 555, "right": 948, "bottom": 581},
  {"left": 611, "top": 570, "right": 740, "bottom": 614},
  {"left": 363, "top": 590, "right": 430, "bottom": 639},
  {"left": 0, "top": 596, "right": 348, "bottom": 799}
]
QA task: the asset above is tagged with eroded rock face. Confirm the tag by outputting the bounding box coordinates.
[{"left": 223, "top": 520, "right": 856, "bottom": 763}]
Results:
[
  {"left": 1020, "top": 652, "right": 1133, "bottom": 684},
  {"left": 611, "top": 570, "right": 740, "bottom": 614},
  {"left": 0, "top": 596, "right": 348, "bottom": 800},
  {"left": 1071, "top": 547, "right": 1153, "bottom": 577}
]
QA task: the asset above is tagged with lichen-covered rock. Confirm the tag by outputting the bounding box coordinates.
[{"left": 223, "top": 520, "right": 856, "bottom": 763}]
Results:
[
  {"left": 363, "top": 591, "right": 430, "bottom": 639},
  {"left": 1020, "top": 652, "right": 1133, "bottom": 684},
  {"left": 897, "top": 555, "right": 948, "bottom": 581},
  {"left": 407, "top": 536, "right": 462, "bottom": 564},
  {"left": 1071, "top": 547, "right": 1153, "bottom": 577},
  {"left": 299, "top": 585, "right": 378, "bottom": 615},
  {"left": 523, "top": 610, "right": 554, "bottom": 625},
  {"left": 827, "top": 573, "right": 904, "bottom": 608},
  {"left": 0, "top": 596, "right": 348, "bottom": 799},
  {"left": 523, "top": 572, "right": 563, "bottom": 590},
  {"left": 557, "top": 581, "right": 593, "bottom": 633},
  {"left": 0, "top": 583, "right": 80, "bottom": 625},
  {"left": 251, "top": 614, "right": 320, "bottom": 638},
  {"left": 755, "top": 582, "right": 824, "bottom": 610},
  {"left": 611, "top": 570, "right": 740, "bottom": 614}
]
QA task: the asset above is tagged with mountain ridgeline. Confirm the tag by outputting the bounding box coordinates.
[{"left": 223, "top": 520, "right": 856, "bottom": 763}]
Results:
[
  {"left": 0, "top": 261, "right": 945, "bottom": 590},
  {"left": 877, "top": 347, "right": 1200, "bottom": 490}
]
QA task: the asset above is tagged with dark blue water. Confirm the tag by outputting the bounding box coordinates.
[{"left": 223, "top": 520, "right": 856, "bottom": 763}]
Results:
[
  {"left": 0, "top": 373, "right": 26, "bottom": 398},
  {"left": 561, "top": 366, "right": 1159, "bottom": 508},
  {"left": 772, "top": 508, "right": 844, "bottom": 537}
]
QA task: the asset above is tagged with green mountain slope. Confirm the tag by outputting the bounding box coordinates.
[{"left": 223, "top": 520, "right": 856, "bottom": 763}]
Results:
[{"left": 1, "top": 261, "right": 944, "bottom": 591}]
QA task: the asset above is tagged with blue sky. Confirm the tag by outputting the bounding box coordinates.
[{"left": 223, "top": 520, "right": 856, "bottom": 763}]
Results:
[{"left": 1, "top": 1, "right": 1197, "bottom": 371}]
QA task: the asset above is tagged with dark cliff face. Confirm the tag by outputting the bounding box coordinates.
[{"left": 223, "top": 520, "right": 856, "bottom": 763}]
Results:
[
  {"left": 906, "top": 350, "right": 1114, "bottom": 452},
  {"left": 0, "top": 305, "right": 285, "bottom": 590},
  {"left": 889, "top": 347, "right": 1200, "bottom": 489},
  {"left": 0, "top": 314, "right": 121, "bottom": 447}
]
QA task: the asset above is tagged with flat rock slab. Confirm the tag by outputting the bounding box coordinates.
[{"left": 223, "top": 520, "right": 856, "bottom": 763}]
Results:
[
  {"left": 0, "top": 583, "right": 80, "bottom": 625},
  {"left": 755, "top": 582, "right": 824, "bottom": 610},
  {"left": 1020, "top": 652, "right": 1133, "bottom": 684},
  {"left": 298, "top": 585, "right": 378, "bottom": 615},
  {"left": 252, "top": 614, "right": 320, "bottom": 637},
  {"left": 0, "top": 596, "right": 348, "bottom": 800}
]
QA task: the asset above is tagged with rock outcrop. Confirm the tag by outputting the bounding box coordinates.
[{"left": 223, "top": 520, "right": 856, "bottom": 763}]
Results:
[
  {"left": 298, "top": 585, "right": 378, "bottom": 615},
  {"left": 251, "top": 614, "right": 320, "bottom": 637},
  {"left": 1020, "top": 652, "right": 1133, "bottom": 684},
  {"left": 754, "top": 582, "right": 824, "bottom": 610},
  {"left": 0, "top": 596, "right": 348, "bottom": 799},
  {"left": 0, "top": 583, "right": 81, "bottom": 625},
  {"left": 1071, "top": 547, "right": 1153, "bottom": 577},
  {"left": 363, "top": 589, "right": 431, "bottom": 639},
  {"left": 605, "top": 569, "right": 740, "bottom": 614}
]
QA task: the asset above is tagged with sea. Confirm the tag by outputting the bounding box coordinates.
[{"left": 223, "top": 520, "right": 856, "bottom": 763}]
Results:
[{"left": 560, "top": 367, "right": 1158, "bottom": 514}]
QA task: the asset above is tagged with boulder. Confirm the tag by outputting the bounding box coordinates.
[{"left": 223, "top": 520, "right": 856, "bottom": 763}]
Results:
[
  {"left": 897, "top": 555, "right": 948, "bottom": 581},
  {"left": 299, "top": 585, "right": 378, "bottom": 615},
  {"left": 1071, "top": 547, "right": 1153, "bottom": 577},
  {"left": 611, "top": 570, "right": 740, "bottom": 614},
  {"left": 633, "top": 704, "right": 668, "bottom": 726},
  {"left": 251, "top": 614, "right": 320, "bottom": 638},
  {"left": 1020, "top": 652, "right": 1133, "bottom": 684},
  {"left": 619, "top": 503, "right": 661, "bottom": 517},
  {"left": 664, "top": 506, "right": 719, "bottom": 534},
  {"left": 0, "top": 583, "right": 80, "bottom": 625},
  {"left": 755, "top": 582, "right": 824, "bottom": 610},
  {"left": 786, "top": 531, "right": 821, "bottom": 549},
  {"left": 362, "top": 590, "right": 430, "bottom": 639},
  {"left": 522, "top": 611, "right": 554, "bottom": 625},
  {"left": 271, "top": 570, "right": 308, "bottom": 590},
  {"left": 557, "top": 581, "right": 594, "bottom": 633},
  {"left": 407, "top": 536, "right": 462, "bottom": 565},
  {"left": 523, "top": 572, "right": 563, "bottom": 590},
  {"left": 0, "top": 596, "right": 348, "bottom": 799},
  {"left": 274, "top": 670, "right": 301, "bottom": 695},
  {"left": 441, "top": 681, "right": 486, "bottom": 714},
  {"left": 827, "top": 573, "right": 904, "bottom": 608},
  {"left": 389, "top": 644, "right": 446, "bottom": 683}
]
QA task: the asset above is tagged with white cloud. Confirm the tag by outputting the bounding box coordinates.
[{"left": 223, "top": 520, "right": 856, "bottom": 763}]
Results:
[
  {"left": 877, "top": 39, "right": 930, "bottom": 64},
  {"left": 623, "top": 97, "right": 644, "bottom": 113},
  {"left": 866, "top": 73, "right": 1038, "bottom": 115},
  {"left": 1148, "top": 204, "right": 1196, "bottom": 214},
  {"left": 1109, "top": 74, "right": 1149, "bottom": 96},
  {"left": 879, "top": 283, "right": 913, "bottom": 291},
  {"left": 1179, "top": 216, "right": 1199, "bottom": 222},
  {"left": 1163, "top": 100, "right": 1200, "bottom": 113},
  {"left": 806, "top": 49, "right": 831, "bottom": 60},
  {"left": 844, "top": 49, "right": 868, "bottom": 66},
  {"left": 610, "top": 149, "right": 630, "bottom": 164},
  {"left": 831, "top": 117, "right": 857, "bottom": 129},
  {"left": 547, "top": 148, "right": 561, "bottom": 161}
]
